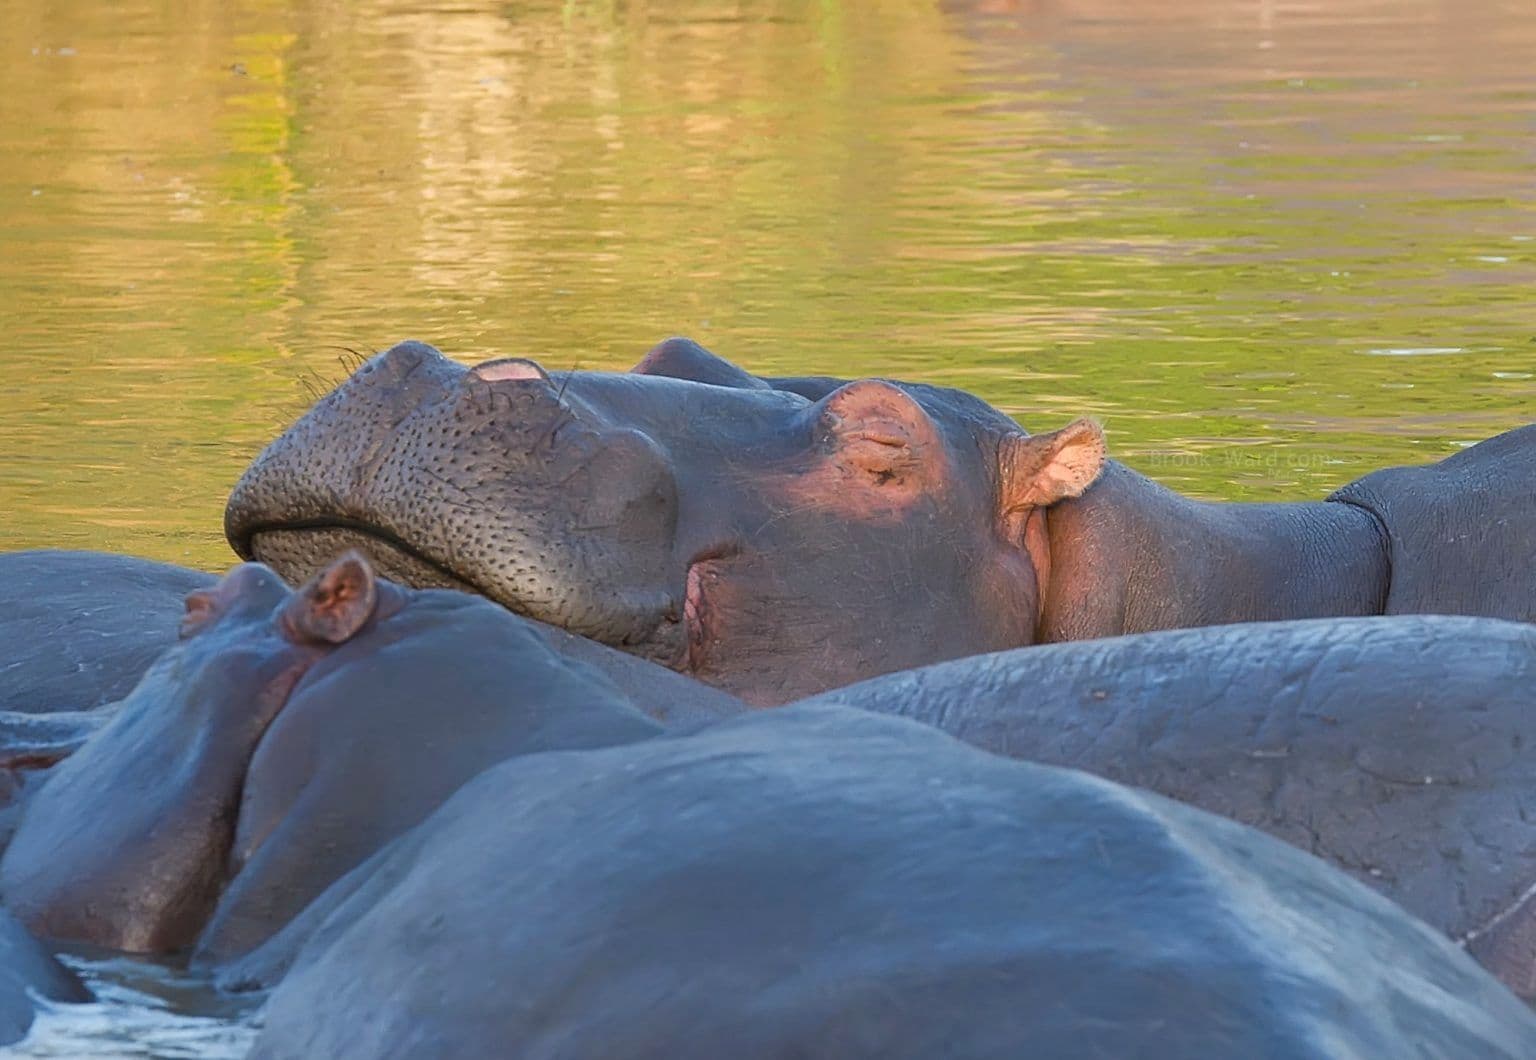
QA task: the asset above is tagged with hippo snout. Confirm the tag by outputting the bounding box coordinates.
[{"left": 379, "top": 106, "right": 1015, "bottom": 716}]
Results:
[{"left": 225, "top": 341, "right": 687, "bottom": 663}]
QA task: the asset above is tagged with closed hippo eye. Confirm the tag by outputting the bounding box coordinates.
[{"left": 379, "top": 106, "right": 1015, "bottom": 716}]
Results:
[
  {"left": 818, "top": 380, "right": 939, "bottom": 484},
  {"left": 841, "top": 425, "right": 916, "bottom": 479}
]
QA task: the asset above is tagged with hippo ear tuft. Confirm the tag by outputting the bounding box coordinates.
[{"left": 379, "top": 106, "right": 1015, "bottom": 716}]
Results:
[
  {"left": 1000, "top": 419, "right": 1107, "bottom": 513},
  {"left": 282, "top": 550, "right": 379, "bottom": 645}
]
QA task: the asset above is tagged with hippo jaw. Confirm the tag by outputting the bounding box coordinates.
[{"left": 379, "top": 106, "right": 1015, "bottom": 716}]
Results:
[{"left": 225, "top": 341, "right": 690, "bottom": 668}]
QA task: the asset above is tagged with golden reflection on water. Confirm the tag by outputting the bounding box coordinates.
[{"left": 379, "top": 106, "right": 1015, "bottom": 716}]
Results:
[{"left": 2, "top": 0, "right": 1533, "bottom": 571}]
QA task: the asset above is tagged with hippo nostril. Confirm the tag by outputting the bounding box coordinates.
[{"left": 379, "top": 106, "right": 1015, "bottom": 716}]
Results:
[{"left": 472, "top": 358, "right": 551, "bottom": 384}]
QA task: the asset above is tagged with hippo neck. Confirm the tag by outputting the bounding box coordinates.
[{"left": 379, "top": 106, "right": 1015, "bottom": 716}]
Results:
[{"left": 1036, "top": 462, "right": 1390, "bottom": 641}]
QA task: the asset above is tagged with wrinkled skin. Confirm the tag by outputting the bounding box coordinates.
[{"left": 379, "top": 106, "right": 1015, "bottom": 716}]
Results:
[
  {"left": 805, "top": 614, "right": 1536, "bottom": 997},
  {"left": 226, "top": 338, "right": 1536, "bottom": 704},
  {"left": 0, "top": 554, "right": 667, "bottom": 960},
  {"left": 244, "top": 706, "right": 1536, "bottom": 1059}
]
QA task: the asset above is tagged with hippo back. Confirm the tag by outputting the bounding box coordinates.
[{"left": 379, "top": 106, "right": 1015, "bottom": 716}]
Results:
[
  {"left": 806, "top": 615, "right": 1536, "bottom": 953},
  {"left": 246, "top": 707, "right": 1536, "bottom": 1060},
  {"left": 0, "top": 550, "right": 212, "bottom": 714},
  {"left": 1330, "top": 422, "right": 1536, "bottom": 622}
]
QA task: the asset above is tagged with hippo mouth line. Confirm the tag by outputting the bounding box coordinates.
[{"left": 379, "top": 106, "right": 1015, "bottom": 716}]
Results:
[
  {"left": 234, "top": 519, "right": 485, "bottom": 597},
  {"left": 236, "top": 519, "right": 713, "bottom": 672}
]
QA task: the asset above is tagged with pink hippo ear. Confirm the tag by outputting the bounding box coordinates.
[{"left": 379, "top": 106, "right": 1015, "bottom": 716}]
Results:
[
  {"left": 180, "top": 588, "right": 222, "bottom": 640},
  {"left": 280, "top": 551, "right": 380, "bottom": 645},
  {"left": 819, "top": 380, "right": 941, "bottom": 480},
  {"left": 999, "top": 419, "right": 1107, "bottom": 514}
]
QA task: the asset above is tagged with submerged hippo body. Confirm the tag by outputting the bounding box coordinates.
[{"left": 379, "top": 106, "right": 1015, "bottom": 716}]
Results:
[
  {"left": 0, "top": 550, "right": 214, "bottom": 714},
  {"left": 246, "top": 706, "right": 1536, "bottom": 1059},
  {"left": 806, "top": 614, "right": 1536, "bottom": 995},
  {"left": 0, "top": 555, "right": 675, "bottom": 962},
  {"left": 226, "top": 338, "right": 1536, "bottom": 703}
]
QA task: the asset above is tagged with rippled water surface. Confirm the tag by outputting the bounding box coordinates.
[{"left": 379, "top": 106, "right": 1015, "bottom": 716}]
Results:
[
  {"left": 2, "top": 0, "right": 1534, "bottom": 572},
  {"left": 16, "top": 952, "right": 260, "bottom": 1057}
]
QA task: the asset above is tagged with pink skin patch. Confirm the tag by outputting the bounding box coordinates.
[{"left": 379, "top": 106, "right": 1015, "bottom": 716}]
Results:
[
  {"left": 472, "top": 359, "right": 548, "bottom": 383},
  {"left": 684, "top": 561, "right": 708, "bottom": 673}
]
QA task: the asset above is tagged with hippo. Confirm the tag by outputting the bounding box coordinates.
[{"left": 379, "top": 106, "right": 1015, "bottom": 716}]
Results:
[
  {"left": 0, "top": 550, "right": 214, "bottom": 715},
  {"left": 0, "top": 909, "right": 87, "bottom": 1047},
  {"left": 241, "top": 706, "right": 1536, "bottom": 1059},
  {"left": 224, "top": 338, "right": 1536, "bottom": 703},
  {"left": 0, "top": 553, "right": 695, "bottom": 964},
  {"left": 0, "top": 548, "right": 740, "bottom": 730},
  {"left": 802, "top": 614, "right": 1536, "bottom": 996}
]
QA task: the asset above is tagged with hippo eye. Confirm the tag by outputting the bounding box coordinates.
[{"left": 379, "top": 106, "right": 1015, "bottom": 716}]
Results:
[
  {"left": 815, "top": 379, "right": 938, "bottom": 486},
  {"left": 840, "top": 427, "right": 913, "bottom": 480}
]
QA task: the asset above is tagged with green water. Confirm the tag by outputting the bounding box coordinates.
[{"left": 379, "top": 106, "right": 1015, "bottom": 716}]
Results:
[{"left": 3, "top": 0, "right": 1533, "bottom": 572}]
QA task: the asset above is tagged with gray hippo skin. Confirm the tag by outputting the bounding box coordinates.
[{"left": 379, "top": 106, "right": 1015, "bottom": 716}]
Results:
[
  {"left": 0, "top": 549, "right": 214, "bottom": 714},
  {"left": 0, "top": 554, "right": 671, "bottom": 962},
  {"left": 225, "top": 338, "right": 1536, "bottom": 703},
  {"left": 244, "top": 707, "right": 1536, "bottom": 1060},
  {"left": 0, "top": 908, "right": 87, "bottom": 1046},
  {"left": 803, "top": 614, "right": 1536, "bottom": 996}
]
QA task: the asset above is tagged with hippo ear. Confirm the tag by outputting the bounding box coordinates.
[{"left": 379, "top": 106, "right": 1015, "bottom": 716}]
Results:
[
  {"left": 280, "top": 551, "right": 379, "bottom": 645},
  {"left": 999, "top": 419, "right": 1106, "bottom": 514},
  {"left": 632, "top": 338, "right": 768, "bottom": 390},
  {"left": 180, "top": 587, "right": 223, "bottom": 640}
]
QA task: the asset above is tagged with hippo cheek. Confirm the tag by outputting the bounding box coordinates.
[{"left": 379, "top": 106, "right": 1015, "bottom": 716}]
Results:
[{"left": 680, "top": 551, "right": 905, "bottom": 705}]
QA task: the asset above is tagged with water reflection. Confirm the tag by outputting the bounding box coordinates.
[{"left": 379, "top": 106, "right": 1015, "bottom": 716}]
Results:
[{"left": 2, "top": 0, "right": 1532, "bottom": 571}]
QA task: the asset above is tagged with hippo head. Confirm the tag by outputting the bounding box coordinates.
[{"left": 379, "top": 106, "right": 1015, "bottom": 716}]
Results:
[
  {"left": 1, "top": 552, "right": 665, "bottom": 960},
  {"left": 226, "top": 339, "right": 1105, "bottom": 704},
  {"left": 0, "top": 554, "right": 395, "bottom": 953}
]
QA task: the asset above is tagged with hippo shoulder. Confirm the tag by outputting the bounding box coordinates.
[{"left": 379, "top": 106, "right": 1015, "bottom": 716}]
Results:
[{"left": 1329, "top": 423, "right": 1536, "bottom": 622}]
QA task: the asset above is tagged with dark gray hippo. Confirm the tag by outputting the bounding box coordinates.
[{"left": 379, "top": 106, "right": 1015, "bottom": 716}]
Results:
[
  {"left": 0, "top": 550, "right": 214, "bottom": 715},
  {"left": 240, "top": 706, "right": 1536, "bottom": 1059},
  {"left": 802, "top": 614, "right": 1536, "bottom": 996},
  {"left": 0, "top": 908, "right": 88, "bottom": 1046},
  {"left": 225, "top": 338, "right": 1536, "bottom": 703},
  {"left": 0, "top": 553, "right": 702, "bottom": 964}
]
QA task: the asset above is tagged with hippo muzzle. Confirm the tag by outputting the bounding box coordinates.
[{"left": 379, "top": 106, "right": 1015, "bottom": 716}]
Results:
[{"left": 226, "top": 341, "right": 688, "bottom": 666}]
